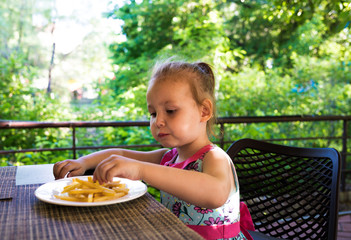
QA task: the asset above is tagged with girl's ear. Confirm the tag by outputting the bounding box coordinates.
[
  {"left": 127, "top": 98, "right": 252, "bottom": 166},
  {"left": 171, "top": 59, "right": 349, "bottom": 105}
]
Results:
[{"left": 200, "top": 98, "right": 213, "bottom": 122}]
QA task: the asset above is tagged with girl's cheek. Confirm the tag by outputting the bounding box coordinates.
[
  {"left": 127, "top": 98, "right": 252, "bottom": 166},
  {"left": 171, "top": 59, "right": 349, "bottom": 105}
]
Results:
[
  {"left": 149, "top": 119, "right": 155, "bottom": 128},
  {"left": 150, "top": 123, "right": 157, "bottom": 135}
]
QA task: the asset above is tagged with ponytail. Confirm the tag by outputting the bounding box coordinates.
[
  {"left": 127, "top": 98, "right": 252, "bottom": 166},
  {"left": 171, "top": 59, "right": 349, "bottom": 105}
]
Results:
[{"left": 195, "top": 62, "right": 215, "bottom": 95}]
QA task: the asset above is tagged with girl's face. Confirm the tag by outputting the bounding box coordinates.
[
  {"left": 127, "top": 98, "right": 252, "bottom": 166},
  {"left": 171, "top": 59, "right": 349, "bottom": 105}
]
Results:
[{"left": 146, "top": 77, "right": 208, "bottom": 149}]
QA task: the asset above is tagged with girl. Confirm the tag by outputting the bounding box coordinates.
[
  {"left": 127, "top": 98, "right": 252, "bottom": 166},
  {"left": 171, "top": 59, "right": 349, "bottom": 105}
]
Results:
[{"left": 53, "top": 59, "right": 253, "bottom": 240}]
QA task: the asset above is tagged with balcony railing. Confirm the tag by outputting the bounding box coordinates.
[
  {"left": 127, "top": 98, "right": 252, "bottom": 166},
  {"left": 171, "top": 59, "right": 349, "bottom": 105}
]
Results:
[{"left": 1, "top": 115, "right": 350, "bottom": 191}]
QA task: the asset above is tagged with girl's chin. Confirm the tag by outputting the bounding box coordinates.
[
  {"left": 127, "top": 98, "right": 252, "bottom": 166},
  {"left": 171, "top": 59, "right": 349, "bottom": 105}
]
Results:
[
  {"left": 159, "top": 142, "right": 174, "bottom": 148},
  {"left": 158, "top": 140, "right": 176, "bottom": 148}
]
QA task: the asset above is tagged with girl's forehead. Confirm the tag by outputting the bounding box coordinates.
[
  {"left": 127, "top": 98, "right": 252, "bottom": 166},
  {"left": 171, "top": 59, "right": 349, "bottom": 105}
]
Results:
[
  {"left": 147, "top": 78, "right": 193, "bottom": 102},
  {"left": 148, "top": 76, "right": 189, "bottom": 91}
]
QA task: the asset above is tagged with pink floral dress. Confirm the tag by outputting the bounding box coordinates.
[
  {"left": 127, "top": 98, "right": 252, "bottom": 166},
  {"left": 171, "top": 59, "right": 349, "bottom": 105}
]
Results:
[{"left": 160, "top": 145, "right": 248, "bottom": 240}]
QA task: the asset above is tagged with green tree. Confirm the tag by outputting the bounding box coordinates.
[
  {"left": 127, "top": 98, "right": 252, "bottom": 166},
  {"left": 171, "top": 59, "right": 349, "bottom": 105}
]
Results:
[
  {"left": 220, "top": 0, "right": 351, "bottom": 69},
  {"left": 106, "top": 0, "right": 226, "bottom": 94},
  {"left": 0, "top": 0, "right": 72, "bottom": 165}
]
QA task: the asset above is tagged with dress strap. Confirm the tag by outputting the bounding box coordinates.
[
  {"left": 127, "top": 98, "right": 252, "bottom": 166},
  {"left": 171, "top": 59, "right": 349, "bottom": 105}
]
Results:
[
  {"left": 230, "top": 160, "right": 239, "bottom": 192},
  {"left": 161, "top": 145, "right": 214, "bottom": 169}
]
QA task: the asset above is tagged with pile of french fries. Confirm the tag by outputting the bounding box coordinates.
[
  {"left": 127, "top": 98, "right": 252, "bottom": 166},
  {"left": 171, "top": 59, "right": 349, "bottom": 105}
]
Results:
[{"left": 54, "top": 177, "right": 129, "bottom": 202}]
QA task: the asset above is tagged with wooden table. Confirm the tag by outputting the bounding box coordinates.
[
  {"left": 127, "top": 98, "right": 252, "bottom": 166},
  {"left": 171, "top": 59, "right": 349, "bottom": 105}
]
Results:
[{"left": 0, "top": 165, "right": 204, "bottom": 240}]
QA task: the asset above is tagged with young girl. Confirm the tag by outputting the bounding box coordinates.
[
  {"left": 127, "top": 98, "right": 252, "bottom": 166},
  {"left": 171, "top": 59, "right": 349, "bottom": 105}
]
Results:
[{"left": 53, "top": 59, "right": 253, "bottom": 240}]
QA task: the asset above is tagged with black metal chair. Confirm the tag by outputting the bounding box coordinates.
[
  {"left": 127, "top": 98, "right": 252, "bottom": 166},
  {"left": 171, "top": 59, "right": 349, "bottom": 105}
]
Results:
[{"left": 227, "top": 138, "right": 341, "bottom": 240}]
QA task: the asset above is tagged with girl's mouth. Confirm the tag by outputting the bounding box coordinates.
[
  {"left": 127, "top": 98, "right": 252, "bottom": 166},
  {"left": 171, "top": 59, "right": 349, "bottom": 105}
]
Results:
[{"left": 158, "top": 133, "right": 169, "bottom": 138}]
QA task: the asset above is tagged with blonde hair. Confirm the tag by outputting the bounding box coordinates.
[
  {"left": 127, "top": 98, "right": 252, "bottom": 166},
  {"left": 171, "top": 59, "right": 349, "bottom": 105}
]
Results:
[{"left": 149, "top": 59, "right": 217, "bottom": 136}]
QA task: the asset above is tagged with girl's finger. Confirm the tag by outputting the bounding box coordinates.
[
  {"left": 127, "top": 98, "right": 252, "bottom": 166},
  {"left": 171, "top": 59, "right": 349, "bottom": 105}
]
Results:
[
  {"left": 93, "top": 166, "right": 103, "bottom": 184},
  {"left": 95, "top": 157, "right": 116, "bottom": 181},
  {"left": 105, "top": 164, "right": 119, "bottom": 182},
  {"left": 67, "top": 168, "right": 83, "bottom": 178},
  {"left": 54, "top": 161, "right": 70, "bottom": 179},
  {"left": 101, "top": 162, "right": 117, "bottom": 183},
  {"left": 94, "top": 162, "right": 111, "bottom": 184}
]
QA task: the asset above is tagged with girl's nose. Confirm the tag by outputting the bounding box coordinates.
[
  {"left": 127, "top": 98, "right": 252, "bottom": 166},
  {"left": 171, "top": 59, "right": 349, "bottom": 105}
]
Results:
[{"left": 155, "top": 114, "right": 165, "bottom": 128}]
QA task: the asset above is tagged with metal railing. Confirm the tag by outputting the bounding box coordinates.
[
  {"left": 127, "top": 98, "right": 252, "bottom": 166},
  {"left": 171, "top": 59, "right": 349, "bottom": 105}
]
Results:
[{"left": 1, "top": 115, "right": 350, "bottom": 190}]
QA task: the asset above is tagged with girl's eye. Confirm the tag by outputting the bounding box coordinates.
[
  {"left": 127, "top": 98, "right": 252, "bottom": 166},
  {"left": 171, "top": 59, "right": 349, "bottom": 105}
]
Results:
[
  {"left": 166, "top": 109, "right": 175, "bottom": 114},
  {"left": 150, "top": 112, "right": 156, "bottom": 117}
]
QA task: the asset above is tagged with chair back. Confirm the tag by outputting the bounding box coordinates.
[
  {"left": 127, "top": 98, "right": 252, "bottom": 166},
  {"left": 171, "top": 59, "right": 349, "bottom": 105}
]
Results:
[{"left": 227, "top": 138, "right": 341, "bottom": 240}]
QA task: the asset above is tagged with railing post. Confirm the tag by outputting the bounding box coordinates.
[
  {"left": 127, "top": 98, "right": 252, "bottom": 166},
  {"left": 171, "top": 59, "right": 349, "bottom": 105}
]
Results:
[
  {"left": 341, "top": 119, "right": 348, "bottom": 191},
  {"left": 220, "top": 123, "right": 225, "bottom": 149},
  {"left": 72, "top": 126, "right": 77, "bottom": 159}
]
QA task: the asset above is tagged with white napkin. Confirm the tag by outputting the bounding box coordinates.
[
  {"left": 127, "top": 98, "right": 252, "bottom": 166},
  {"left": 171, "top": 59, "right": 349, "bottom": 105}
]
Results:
[{"left": 16, "top": 164, "right": 55, "bottom": 185}]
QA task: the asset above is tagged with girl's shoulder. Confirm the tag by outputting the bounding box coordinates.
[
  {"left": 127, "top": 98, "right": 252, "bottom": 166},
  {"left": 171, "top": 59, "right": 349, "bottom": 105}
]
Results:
[
  {"left": 202, "top": 145, "right": 232, "bottom": 167},
  {"left": 205, "top": 145, "right": 231, "bottom": 160}
]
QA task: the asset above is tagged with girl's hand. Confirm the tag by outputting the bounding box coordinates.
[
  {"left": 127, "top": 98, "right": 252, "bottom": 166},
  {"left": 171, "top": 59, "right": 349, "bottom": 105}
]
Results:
[
  {"left": 53, "top": 159, "right": 87, "bottom": 179},
  {"left": 93, "top": 155, "right": 142, "bottom": 184}
]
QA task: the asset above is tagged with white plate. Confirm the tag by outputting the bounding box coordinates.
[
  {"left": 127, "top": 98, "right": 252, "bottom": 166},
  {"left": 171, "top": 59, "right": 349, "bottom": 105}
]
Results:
[{"left": 34, "top": 176, "right": 147, "bottom": 207}]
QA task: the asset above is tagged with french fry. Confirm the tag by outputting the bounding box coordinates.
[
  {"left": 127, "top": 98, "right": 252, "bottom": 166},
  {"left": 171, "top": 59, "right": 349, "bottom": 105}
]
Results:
[
  {"left": 102, "top": 189, "right": 116, "bottom": 196},
  {"left": 69, "top": 189, "right": 103, "bottom": 194},
  {"left": 62, "top": 182, "right": 81, "bottom": 193},
  {"left": 54, "top": 195, "right": 86, "bottom": 202},
  {"left": 113, "top": 187, "right": 129, "bottom": 194},
  {"left": 104, "top": 181, "right": 121, "bottom": 188},
  {"left": 94, "top": 192, "right": 126, "bottom": 202},
  {"left": 55, "top": 177, "right": 129, "bottom": 203},
  {"left": 88, "top": 193, "right": 93, "bottom": 203}
]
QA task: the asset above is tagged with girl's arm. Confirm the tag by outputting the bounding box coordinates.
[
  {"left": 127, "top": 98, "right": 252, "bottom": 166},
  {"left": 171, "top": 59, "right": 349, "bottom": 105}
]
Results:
[
  {"left": 93, "top": 148, "right": 234, "bottom": 209},
  {"left": 53, "top": 148, "right": 169, "bottom": 179},
  {"left": 143, "top": 149, "right": 234, "bottom": 208}
]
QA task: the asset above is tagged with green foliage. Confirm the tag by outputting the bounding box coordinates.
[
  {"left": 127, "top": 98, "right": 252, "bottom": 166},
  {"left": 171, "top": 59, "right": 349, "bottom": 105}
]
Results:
[
  {"left": 219, "top": 0, "right": 350, "bottom": 68},
  {"left": 102, "top": 0, "right": 351, "bottom": 121},
  {"left": 0, "top": 47, "right": 71, "bottom": 165},
  {"left": 0, "top": 0, "right": 73, "bottom": 165},
  {"left": 106, "top": 0, "right": 225, "bottom": 94}
]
